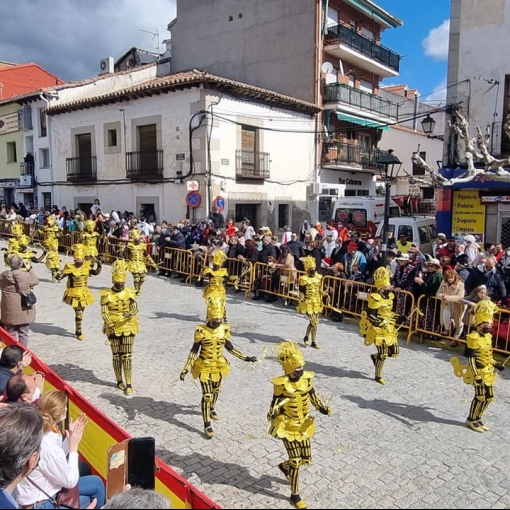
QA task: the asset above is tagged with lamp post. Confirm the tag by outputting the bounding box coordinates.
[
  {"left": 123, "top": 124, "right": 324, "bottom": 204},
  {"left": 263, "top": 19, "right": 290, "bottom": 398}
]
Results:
[
  {"left": 421, "top": 113, "right": 444, "bottom": 141},
  {"left": 377, "top": 149, "right": 402, "bottom": 267}
]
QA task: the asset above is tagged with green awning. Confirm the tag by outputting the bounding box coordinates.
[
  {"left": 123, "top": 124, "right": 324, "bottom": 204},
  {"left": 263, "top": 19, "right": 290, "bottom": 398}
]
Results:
[{"left": 336, "top": 112, "right": 390, "bottom": 131}]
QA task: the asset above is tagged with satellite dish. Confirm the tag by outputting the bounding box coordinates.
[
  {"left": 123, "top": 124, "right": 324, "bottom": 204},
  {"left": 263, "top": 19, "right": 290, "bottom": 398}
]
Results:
[{"left": 322, "top": 62, "right": 334, "bottom": 74}]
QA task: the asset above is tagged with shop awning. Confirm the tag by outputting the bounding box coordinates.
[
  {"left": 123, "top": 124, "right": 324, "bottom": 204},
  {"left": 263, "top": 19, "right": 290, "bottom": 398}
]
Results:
[{"left": 336, "top": 112, "right": 390, "bottom": 131}]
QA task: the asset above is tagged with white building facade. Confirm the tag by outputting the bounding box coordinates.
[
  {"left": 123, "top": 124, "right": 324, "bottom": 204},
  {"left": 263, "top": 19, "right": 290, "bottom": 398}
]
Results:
[{"left": 45, "top": 70, "right": 317, "bottom": 231}]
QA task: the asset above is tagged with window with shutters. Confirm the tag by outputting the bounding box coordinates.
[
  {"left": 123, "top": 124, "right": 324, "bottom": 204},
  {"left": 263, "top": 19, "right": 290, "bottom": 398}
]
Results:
[
  {"left": 126, "top": 123, "right": 163, "bottom": 179},
  {"left": 39, "top": 108, "right": 47, "bottom": 138}
]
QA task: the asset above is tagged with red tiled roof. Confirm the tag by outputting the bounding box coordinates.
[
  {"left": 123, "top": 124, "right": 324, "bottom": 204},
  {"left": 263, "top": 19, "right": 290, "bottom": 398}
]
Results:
[
  {"left": 0, "top": 63, "right": 63, "bottom": 100},
  {"left": 381, "top": 84, "right": 407, "bottom": 92},
  {"left": 45, "top": 69, "right": 321, "bottom": 115}
]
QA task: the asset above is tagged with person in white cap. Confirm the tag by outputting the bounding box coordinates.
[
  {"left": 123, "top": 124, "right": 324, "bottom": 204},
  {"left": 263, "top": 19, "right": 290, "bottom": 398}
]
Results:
[
  {"left": 463, "top": 235, "right": 480, "bottom": 267},
  {"left": 433, "top": 233, "right": 447, "bottom": 258}
]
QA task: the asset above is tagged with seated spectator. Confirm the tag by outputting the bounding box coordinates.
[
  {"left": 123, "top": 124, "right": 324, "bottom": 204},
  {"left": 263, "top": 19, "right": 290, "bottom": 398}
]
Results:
[
  {"left": 103, "top": 488, "right": 171, "bottom": 509},
  {"left": 0, "top": 405, "right": 44, "bottom": 509},
  {"left": 5, "top": 373, "right": 43, "bottom": 404},
  {"left": 16, "top": 390, "right": 106, "bottom": 509},
  {"left": 0, "top": 345, "right": 32, "bottom": 394}
]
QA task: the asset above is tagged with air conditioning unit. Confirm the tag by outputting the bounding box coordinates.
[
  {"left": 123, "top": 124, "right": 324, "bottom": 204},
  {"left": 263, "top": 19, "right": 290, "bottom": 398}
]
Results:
[
  {"left": 99, "top": 57, "right": 114, "bottom": 75},
  {"left": 308, "top": 182, "right": 321, "bottom": 196},
  {"left": 20, "top": 175, "right": 33, "bottom": 187}
]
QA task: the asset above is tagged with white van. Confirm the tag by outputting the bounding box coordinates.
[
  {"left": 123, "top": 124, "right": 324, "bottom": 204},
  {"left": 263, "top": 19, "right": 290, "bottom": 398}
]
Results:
[
  {"left": 375, "top": 216, "right": 436, "bottom": 255},
  {"left": 331, "top": 197, "right": 401, "bottom": 238}
]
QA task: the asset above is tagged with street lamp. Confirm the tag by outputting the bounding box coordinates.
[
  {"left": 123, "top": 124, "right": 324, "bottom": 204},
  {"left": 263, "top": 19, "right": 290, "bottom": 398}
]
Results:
[
  {"left": 421, "top": 113, "right": 444, "bottom": 141},
  {"left": 377, "top": 149, "right": 402, "bottom": 266}
]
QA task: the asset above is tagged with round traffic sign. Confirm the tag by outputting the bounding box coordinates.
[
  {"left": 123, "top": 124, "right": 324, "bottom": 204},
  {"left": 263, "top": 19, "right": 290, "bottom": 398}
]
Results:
[
  {"left": 214, "top": 196, "right": 225, "bottom": 211},
  {"left": 186, "top": 191, "right": 202, "bottom": 208}
]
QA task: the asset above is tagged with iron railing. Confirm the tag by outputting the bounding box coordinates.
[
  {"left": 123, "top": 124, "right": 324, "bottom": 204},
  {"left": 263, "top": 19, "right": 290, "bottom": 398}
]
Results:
[
  {"left": 20, "top": 162, "right": 35, "bottom": 176},
  {"left": 235, "top": 149, "right": 270, "bottom": 179},
  {"left": 324, "top": 82, "right": 399, "bottom": 119},
  {"left": 126, "top": 150, "right": 163, "bottom": 179},
  {"left": 66, "top": 156, "right": 97, "bottom": 182},
  {"left": 325, "top": 23, "right": 400, "bottom": 73},
  {"left": 323, "top": 141, "right": 391, "bottom": 169}
]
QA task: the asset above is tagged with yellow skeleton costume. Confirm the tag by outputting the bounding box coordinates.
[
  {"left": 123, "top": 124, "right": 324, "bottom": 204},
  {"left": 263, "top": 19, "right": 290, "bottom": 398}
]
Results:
[
  {"left": 100, "top": 259, "right": 139, "bottom": 396},
  {"left": 42, "top": 215, "right": 62, "bottom": 281},
  {"left": 16, "top": 235, "right": 46, "bottom": 272},
  {"left": 199, "top": 250, "right": 229, "bottom": 322},
  {"left": 180, "top": 298, "right": 257, "bottom": 439},
  {"left": 125, "top": 229, "right": 157, "bottom": 295},
  {"left": 450, "top": 299, "right": 504, "bottom": 432},
  {"left": 296, "top": 256, "right": 325, "bottom": 349},
  {"left": 3, "top": 221, "right": 25, "bottom": 265},
  {"left": 268, "top": 341, "right": 331, "bottom": 510},
  {"left": 359, "top": 267, "right": 399, "bottom": 385},
  {"left": 80, "top": 219, "right": 100, "bottom": 261},
  {"left": 55, "top": 243, "right": 101, "bottom": 340}
]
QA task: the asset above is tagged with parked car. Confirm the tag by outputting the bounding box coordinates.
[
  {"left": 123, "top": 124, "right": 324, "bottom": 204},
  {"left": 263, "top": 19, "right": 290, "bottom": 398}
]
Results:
[{"left": 375, "top": 216, "right": 436, "bottom": 254}]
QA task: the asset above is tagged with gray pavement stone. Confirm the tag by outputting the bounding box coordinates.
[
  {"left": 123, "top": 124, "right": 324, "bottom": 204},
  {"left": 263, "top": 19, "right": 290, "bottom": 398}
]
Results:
[{"left": 13, "top": 241, "right": 510, "bottom": 509}]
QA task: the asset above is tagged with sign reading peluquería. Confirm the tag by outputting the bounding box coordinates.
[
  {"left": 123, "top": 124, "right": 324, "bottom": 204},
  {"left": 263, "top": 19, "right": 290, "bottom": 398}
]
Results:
[
  {"left": 0, "top": 113, "right": 19, "bottom": 135},
  {"left": 452, "top": 190, "right": 485, "bottom": 238}
]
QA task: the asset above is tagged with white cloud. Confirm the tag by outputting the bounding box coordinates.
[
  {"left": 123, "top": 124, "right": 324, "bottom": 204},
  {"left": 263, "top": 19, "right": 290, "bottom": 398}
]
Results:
[
  {"left": 424, "top": 77, "right": 447, "bottom": 104},
  {"left": 0, "top": 0, "right": 176, "bottom": 81},
  {"left": 422, "top": 19, "right": 450, "bottom": 61}
]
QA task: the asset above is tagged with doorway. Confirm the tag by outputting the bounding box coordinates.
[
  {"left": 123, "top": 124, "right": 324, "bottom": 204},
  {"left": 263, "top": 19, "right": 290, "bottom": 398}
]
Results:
[{"left": 235, "top": 204, "right": 259, "bottom": 226}]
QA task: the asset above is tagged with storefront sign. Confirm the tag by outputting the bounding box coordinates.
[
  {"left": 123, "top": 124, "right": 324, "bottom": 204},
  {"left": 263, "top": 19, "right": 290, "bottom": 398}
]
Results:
[
  {"left": 0, "top": 113, "right": 19, "bottom": 134},
  {"left": 481, "top": 195, "right": 510, "bottom": 203},
  {"left": 338, "top": 178, "right": 362, "bottom": 186},
  {"left": 452, "top": 190, "right": 486, "bottom": 241}
]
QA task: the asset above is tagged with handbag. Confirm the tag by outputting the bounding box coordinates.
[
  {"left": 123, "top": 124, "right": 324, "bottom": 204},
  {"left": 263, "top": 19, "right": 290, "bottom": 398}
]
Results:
[
  {"left": 26, "top": 476, "right": 80, "bottom": 509},
  {"left": 21, "top": 292, "right": 37, "bottom": 308}
]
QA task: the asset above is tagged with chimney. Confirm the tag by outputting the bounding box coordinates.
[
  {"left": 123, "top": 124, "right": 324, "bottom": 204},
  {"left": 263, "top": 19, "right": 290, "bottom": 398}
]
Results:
[{"left": 162, "top": 38, "right": 172, "bottom": 58}]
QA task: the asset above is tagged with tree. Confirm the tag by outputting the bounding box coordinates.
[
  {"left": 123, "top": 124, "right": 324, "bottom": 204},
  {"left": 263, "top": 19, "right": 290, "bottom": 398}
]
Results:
[{"left": 407, "top": 106, "right": 510, "bottom": 186}]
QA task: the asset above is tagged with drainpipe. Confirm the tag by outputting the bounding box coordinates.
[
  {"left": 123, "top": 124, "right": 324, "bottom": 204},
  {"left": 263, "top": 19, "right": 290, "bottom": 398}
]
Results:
[
  {"left": 39, "top": 93, "right": 54, "bottom": 206},
  {"left": 412, "top": 91, "right": 420, "bottom": 131}
]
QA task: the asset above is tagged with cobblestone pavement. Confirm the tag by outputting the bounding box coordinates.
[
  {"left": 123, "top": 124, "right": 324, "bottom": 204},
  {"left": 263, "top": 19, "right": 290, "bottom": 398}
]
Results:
[{"left": 17, "top": 244, "right": 510, "bottom": 509}]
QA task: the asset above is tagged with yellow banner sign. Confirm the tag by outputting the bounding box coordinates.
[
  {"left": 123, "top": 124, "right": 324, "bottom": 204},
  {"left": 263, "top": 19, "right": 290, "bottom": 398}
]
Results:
[{"left": 452, "top": 190, "right": 486, "bottom": 241}]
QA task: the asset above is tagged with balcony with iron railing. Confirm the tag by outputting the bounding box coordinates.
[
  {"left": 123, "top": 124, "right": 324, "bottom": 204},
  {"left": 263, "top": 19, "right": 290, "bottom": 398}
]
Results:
[
  {"left": 325, "top": 23, "right": 400, "bottom": 76},
  {"left": 235, "top": 149, "right": 270, "bottom": 179},
  {"left": 20, "top": 162, "right": 35, "bottom": 176},
  {"left": 126, "top": 150, "right": 164, "bottom": 179},
  {"left": 324, "top": 82, "right": 399, "bottom": 121},
  {"left": 322, "top": 141, "right": 391, "bottom": 170},
  {"left": 66, "top": 156, "right": 97, "bottom": 182}
]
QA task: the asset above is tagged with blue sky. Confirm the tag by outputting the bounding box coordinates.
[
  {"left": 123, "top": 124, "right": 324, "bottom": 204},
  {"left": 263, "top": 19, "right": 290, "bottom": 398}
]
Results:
[{"left": 375, "top": 0, "right": 451, "bottom": 104}]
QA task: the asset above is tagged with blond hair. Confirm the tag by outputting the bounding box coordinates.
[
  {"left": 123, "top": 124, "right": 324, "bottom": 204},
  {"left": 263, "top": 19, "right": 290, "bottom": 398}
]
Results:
[{"left": 38, "top": 390, "right": 67, "bottom": 433}]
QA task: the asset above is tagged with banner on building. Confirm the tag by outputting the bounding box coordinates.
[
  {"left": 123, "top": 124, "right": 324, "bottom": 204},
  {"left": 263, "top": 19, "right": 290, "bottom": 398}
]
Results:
[
  {"left": 0, "top": 113, "right": 19, "bottom": 134},
  {"left": 452, "top": 190, "right": 486, "bottom": 242}
]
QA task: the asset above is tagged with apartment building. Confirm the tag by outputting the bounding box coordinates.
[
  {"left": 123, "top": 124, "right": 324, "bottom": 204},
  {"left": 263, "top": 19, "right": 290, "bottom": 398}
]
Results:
[
  {"left": 438, "top": 0, "right": 510, "bottom": 244},
  {"left": 170, "top": 0, "right": 403, "bottom": 222}
]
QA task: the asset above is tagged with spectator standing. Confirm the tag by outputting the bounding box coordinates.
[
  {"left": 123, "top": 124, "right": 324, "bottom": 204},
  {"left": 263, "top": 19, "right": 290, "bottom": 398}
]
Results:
[
  {"left": 0, "top": 405, "right": 44, "bottom": 509},
  {"left": 0, "top": 255, "right": 40, "bottom": 347},
  {"left": 0, "top": 345, "right": 32, "bottom": 394},
  {"left": 464, "top": 255, "right": 506, "bottom": 303},
  {"left": 90, "top": 199, "right": 101, "bottom": 217},
  {"left": 209, "top": 207, "right": 225, "bottom": 229}
]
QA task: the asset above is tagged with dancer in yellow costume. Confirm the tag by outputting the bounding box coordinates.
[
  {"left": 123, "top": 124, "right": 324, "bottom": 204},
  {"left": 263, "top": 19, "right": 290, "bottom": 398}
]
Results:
[
  {"left": 450, "top": 299, "right": 504, "bottom": 432},
  {"left": 3, "top": 221, "right": 25, "bottom": 265},
  {"left": 100, "top": 259, "right": 139, "bottom": 396},
  {"left": 42, "top": 215, "right": 62, "bottom": 282},
  {"left": 81, "top": 219, "right": 100, "bottom": 261},
  {"left": 199, "top": 250, "right": 229, "bottom": 322},
  {"left": 268, "top": 341, "right": 331, "bottom": 510},
  {"left": 359, "top": 266, "right": 398, "bottom": 385},
  {"left": 180, "top": 299, "right": 257, "bottom": 439},
  {"left": 56, "top": 243, "right": 102, "bottom": 340},
  {"left": 16, "top": 235, "right": 46, "bottom": 271},
  {"left": 125, "top": 229, "right": 157, "bottom": 295},
  {"left": 297, "top": 256, "right": 325, "bottom": 349}
]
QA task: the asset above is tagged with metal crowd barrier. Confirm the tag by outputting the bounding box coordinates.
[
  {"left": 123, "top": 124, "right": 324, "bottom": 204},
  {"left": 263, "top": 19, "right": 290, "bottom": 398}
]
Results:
[{"left": 250, "top": 262, "right": 304, "bottom": 304}]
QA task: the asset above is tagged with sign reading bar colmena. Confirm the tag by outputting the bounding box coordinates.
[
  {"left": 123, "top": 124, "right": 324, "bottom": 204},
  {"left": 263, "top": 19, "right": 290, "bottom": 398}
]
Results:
[
  {"left": 452, "top": 190, "right": 486, "bottom": 241},
  {"left": 0, "top": 113, "right": 19, "bottom": 135}
]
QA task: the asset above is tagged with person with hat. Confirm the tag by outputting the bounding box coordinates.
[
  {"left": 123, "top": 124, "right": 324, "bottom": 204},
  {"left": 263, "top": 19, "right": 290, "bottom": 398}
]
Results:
[
  {"left": 100, "top": 259, "right": 139, "bottom": 395},
  {"left": 414, "top": 258, "right": 444, "bottom": 334},
  {"left": 450, "top": 299, "right": 504, "bottom": 432},
  {"left": 15, "top": 235, "right": 47, "bottom": 272},
  {"left": 55, "top": 243, "right": 102, "bottom": 340},
  {"left": 80, "top": 219, "right": 100, "bottom": 262},
  {"left": 463, "top": 235, "right": 480, "bottom": 267},
  {"left": 392, "top": 253, "right": 418, "bottom": 316},
  {"left": 438, "top": 237, "right": 457, "bottom": 260},
  {"left": 297, "top": 256, "right": 326, "bottom": 349},
  {"left": 123, "top": 229, "right": 158, "bottom": 295},
  {"left": 359, "top": 267, "right": 399, "bottom": 385},
  {"left": 267, "top": 341, "right": 331, "bottom": 509},
  {"left": 433, "top": 233, "right": 448, "bottom": 258},
  {"left": 342, "top": 241, "right": 366, "bottom": 279},
  {"left": 453, "top": 253, "right": 471, "bottom": 282},
  {"left": 180, "top": 300, "right": 257, "bottom": 439}
]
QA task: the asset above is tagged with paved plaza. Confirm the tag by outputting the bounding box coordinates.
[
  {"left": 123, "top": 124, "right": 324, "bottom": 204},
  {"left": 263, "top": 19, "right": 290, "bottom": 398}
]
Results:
[{"left": 18, "top": 244, "right": 510, "bottom": 509}]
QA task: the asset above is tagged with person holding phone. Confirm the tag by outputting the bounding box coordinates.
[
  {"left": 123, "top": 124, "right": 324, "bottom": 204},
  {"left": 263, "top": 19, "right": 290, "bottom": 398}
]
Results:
[{"left": 180, "top": 301, "right": 257, "bottom": 439}]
